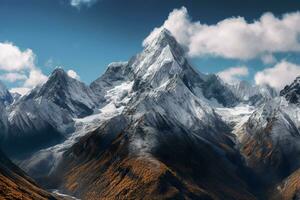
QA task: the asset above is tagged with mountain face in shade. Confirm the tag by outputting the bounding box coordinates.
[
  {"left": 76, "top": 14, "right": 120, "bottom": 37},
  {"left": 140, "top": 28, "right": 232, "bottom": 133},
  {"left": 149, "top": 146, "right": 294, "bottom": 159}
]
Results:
[
  {"left": 280, "top": 76, "right": 300, "bottom": 104},
  {"left": 90, "top": 61, "right": 130, "bottom": 104},
  {"left": 0, "top": 81, "right": 13, "bottom": 105},
  {"left": 237, "top": 98, "right": 300, "bottom": 187},
  {"left": 216, "top": 79, "right": 300, "bottom": 199},
  {"left": 35, "top": 68, "right": 98, "bottom": 117},
  {"left": 0, "top": 149, "right": 57, "bottom": 200},
  {"left": 11, "top": 92, "right": 21, "bottom": 103},
  {"left": 0, "top": 82, "right": 12, "bottom": 147},
  {"left": 55, "top": 112, "right": 256, "bottom": 200}
]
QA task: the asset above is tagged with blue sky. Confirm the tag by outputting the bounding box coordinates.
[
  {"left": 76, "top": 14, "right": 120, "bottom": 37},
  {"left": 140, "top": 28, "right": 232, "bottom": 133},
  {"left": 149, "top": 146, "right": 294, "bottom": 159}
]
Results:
[{"left": 1, "top": 0, "right": 300, "bottom": 94}]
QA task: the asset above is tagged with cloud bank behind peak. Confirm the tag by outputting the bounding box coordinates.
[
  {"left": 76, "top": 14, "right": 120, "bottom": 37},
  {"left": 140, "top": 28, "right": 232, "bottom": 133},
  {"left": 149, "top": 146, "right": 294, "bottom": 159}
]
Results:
[{"left": 145, "top": 7, "right": 300, "bottom": 61}]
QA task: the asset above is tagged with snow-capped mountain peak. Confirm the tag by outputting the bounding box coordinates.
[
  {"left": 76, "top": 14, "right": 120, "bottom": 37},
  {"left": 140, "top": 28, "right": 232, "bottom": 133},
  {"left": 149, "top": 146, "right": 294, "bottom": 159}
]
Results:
[
  {"left": 144, "top": 28, "right": 184, "bottom": 55},
  {"left": 0, "top": 68, "right": 101, "bottom": 156},
  {"left": 28, "top": 68, "right": 98, "bottom": 117},
  {"left": 38, "top": 67, "right": 74, "bottom": 95},
  {"left": 131, "top": 29, "right": 186, "bottom": 82},
  {"left": 92, "top": 28, "right": 238, "bottom": 107}
]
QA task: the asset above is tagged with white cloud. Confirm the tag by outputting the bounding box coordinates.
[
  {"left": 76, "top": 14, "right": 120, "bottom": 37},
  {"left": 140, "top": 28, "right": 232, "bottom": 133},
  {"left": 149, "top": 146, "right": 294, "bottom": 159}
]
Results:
[
  {"left": 0, "top": 42, "right": 48, "bottom": 93},
  {"left": 67, "top": 69, "right": 80, "bottom": 80},
  {"left": 0, "top": 73, "right": 27, "bottom": 82},
  {"left": 261, "top": 54, "right": 277, "bottom": 64},
  {"left": 255, "top": 60, "right": 300, "bottom": 90},
  {"left": 145, "top": 7, "right": 300, "bottom": 60},
  {"left": 9, "top": 87, "right": 30, "bottom": 96},
  {"left": 0, "top": 42, "right": 35, "bottom": 71},
  {"left": 217, "top": 66, "right": 249, "bottom": 84},
  {"left": 9, "top": 69, "right": 47, "bottom": 96},
  {"left": 70, "top": 0, "right": 98, "bottom": 7},
  {"left": 23, "top": 69, "right": 48, "bottom": 88}
]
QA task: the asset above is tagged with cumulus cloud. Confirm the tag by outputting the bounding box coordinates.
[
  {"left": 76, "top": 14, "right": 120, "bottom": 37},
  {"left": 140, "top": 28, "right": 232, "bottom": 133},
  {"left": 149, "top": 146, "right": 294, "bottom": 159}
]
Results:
[
  {"left": 10, "top": 69, "right": 48, "bottom": 95},
  {"left": 23, "top": 69, "right": 48, "bottom": 88},
  {"left": 0, "top": 42, "right": 35, "bottom": 71},
  {"left": 0, "top": 73, "right": 27, "bottom": 82},
  {"left": 144, "top": 7, "right": 300, "bottom": 60},
  {"left": 70, "top": 0, "right": 98, "bottom": 7},
  {"left": 255, "top": 60, "right": 300, "bottom": 90},
  {"left": 10, "top": 68, "right": 80, "bottom": 94},
  {"left": 217, "top": 66, "right": 249, "bottom": 84},
  {"left": 0, "top": 42, "right": 48, "bottom": 94},
  {"left": 67, "top": 69, "right": 80, "bottom": 80}
]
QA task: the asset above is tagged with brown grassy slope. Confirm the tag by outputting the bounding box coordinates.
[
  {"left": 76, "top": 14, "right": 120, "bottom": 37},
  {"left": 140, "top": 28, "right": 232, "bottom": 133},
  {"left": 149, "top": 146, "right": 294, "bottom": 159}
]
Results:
[
  {"left": 270, "top": 168, "right": 300, "bottom": 200},
  {"left": 238, "top": 118, "right": 299, "bottom": 199},
  {"left": 55, "top": 115, "right": 258, "bottom": 200},
  {"left": 61, "top": 134, "right": 215, "bottom": 200},
  {"left": 0, "top": 150, "right": 57, "bottom": 200}
]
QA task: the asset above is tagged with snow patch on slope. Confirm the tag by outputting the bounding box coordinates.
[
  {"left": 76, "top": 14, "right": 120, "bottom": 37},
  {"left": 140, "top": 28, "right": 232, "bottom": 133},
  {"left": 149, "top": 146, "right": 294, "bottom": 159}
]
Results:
[{"left": 216, "top": 105, "right": 255, "bottom": 141}]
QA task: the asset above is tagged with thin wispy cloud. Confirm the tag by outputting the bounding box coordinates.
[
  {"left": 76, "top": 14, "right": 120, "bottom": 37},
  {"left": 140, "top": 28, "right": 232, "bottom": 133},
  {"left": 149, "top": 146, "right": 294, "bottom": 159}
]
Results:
[
  {"left": 0, "top": 73, "right": 27, "bottom": 83},
  {"left": 69, "top": 0, "right": 99, "bottom": 8}
]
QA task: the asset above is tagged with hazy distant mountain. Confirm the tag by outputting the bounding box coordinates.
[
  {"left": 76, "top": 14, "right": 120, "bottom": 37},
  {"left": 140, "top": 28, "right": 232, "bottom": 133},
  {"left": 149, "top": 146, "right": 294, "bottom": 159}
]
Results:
[{"left": 225, "top": 80, "right": 278, "bottom": 106}]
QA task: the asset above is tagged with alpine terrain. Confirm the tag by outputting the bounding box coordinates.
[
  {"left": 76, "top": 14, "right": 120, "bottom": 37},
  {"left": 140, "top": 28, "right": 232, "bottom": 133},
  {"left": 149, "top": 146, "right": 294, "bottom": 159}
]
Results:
[{"left": 1, "top": 28, "right": 300, "bottom": 200}]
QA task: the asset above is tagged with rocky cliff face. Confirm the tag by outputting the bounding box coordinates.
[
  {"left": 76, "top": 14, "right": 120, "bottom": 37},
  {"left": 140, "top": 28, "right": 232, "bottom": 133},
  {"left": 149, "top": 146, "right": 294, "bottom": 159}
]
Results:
[{"left": 280, "top": 76, "right": 300, "bottom": 105}]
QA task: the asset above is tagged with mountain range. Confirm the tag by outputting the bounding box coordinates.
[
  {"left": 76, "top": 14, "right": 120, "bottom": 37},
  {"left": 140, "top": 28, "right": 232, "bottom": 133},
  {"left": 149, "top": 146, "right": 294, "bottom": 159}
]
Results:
[{"left": 1, "top": 29, "right": 300, "bottom": 200}]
